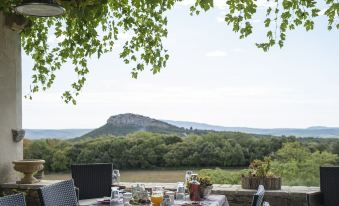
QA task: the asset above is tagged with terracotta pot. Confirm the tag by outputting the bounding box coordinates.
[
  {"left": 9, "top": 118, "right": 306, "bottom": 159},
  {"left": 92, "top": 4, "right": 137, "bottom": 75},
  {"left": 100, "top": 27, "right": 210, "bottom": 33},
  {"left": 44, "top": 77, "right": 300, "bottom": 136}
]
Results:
[
  {"left": 241, "top": 176, "right": 281, "bottom": 190},
  {"left": 13, "top": 159, "right": 45, "bottom": 184}
]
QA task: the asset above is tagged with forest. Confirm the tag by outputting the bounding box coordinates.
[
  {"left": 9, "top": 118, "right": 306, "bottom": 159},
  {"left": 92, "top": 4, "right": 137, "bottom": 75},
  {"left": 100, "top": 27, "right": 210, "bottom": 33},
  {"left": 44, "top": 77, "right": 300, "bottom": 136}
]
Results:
[{"left": 24, "top": 131, "right": 339, "bottom": 186}]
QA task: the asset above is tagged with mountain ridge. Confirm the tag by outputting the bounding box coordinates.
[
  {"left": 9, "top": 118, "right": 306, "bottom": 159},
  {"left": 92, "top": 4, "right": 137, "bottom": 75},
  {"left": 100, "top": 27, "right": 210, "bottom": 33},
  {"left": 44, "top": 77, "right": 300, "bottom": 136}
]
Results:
[
  {"left": 25, "top": 114, "right": 339, "bottom": 139},
  {"left": 164, "top": 120, "right": 339, "bottom": 138}
]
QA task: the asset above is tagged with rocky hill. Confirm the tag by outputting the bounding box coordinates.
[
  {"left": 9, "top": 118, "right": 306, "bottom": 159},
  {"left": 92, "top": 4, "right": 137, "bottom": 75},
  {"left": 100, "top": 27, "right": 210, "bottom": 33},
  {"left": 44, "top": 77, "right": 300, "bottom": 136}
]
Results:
[{"left": 82, "top": 113, "right": 186, "bottom": 137}]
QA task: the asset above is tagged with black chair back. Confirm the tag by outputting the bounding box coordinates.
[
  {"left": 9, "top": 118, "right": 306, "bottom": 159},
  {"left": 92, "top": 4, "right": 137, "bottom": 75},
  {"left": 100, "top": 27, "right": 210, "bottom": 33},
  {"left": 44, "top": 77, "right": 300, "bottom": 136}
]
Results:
[
  {"left": 251, "top": 185, "right": 265, "bottom": 206},
  {"left": 71, "top": 163, "right": 113, "bottom": 199},
  {"left": 320, "top": 166, "right": 339, "bottom": 206},
  {"left": 38, "top": 179, "right": 78, "bottom": 206},
  {"left": 0, "top": 193, "right": 26, "bottom": 206}
]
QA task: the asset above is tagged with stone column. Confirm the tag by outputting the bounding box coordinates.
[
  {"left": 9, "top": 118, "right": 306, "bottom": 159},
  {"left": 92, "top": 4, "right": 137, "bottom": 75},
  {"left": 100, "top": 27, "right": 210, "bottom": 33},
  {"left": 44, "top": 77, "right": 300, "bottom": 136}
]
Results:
[{"left": 0, "top": 12, "right": 23, "bottom": 183}]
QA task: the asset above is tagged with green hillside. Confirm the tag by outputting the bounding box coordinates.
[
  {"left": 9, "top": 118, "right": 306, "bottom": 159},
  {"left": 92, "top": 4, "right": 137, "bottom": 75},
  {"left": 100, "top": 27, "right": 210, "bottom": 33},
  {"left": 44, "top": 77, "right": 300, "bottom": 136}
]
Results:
[{"left": 82, "top": 123, "right": 186, "bottom": 137}]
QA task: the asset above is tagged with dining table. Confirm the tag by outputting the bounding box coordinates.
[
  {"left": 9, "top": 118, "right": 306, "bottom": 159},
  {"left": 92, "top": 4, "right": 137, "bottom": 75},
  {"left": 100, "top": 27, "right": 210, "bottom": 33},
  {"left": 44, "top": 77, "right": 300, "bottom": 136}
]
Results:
[{"left": 79, "top": 194, "right": 229, "bottom": 206}]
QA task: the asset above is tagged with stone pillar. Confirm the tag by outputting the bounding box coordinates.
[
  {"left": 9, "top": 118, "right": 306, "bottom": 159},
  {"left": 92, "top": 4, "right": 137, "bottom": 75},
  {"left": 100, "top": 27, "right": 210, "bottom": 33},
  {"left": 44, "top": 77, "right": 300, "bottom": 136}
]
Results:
[{"left": 0, "top": 12, "right": 23, "bottom": 183}]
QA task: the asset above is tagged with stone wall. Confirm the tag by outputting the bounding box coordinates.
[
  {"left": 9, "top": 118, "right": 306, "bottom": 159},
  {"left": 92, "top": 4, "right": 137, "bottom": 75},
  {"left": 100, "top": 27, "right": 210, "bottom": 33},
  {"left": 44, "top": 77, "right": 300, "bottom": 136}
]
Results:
[
  {"left": 0, "top": 188, "right": 41, "bottom": 206},
  {"left": 212, "top": 185, "right": 311, "bottom": 206},
  {"left": 0, "top": 12, "right": 23, "bottom": 183},
  {"left": 120, "top": 183, "right": 319, "bottom": 206},
  {"left": 0, "top": 180, "right": 62, "bottom": 206}
]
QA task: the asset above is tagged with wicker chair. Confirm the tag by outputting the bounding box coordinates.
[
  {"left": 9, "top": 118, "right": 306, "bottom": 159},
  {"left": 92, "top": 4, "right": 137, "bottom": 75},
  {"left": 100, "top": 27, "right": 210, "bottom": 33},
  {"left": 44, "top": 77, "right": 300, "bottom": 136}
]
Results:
[
  {"left": 71, "top": 163, "right": 113, "bottom": 199},
  {"left": 0, "top": 193, "right": 26, "bottom": 206},
  {"left": 251, "top": 185, "right": 265, "bottom": 206},
  {"left": 38, "top": 179, "right": 79, "bottom": 206},
  {"left": 306, "top": 166, "right": 339, "bottom": 206}
]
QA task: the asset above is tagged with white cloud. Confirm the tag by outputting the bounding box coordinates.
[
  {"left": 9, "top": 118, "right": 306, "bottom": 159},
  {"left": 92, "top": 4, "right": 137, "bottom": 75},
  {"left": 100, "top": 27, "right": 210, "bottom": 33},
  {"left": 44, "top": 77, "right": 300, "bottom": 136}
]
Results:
[
  {"left": 205, "top": 50, "right": 228, "bottom": 57},
  {"left": 119, "top": 32, "right": 133, "bottom": 40},
  {"left": 177, "top": 0, "right": 195, "bottom": 7},
  {"left": 47, "top": 35, "right": 65, "bottom": 44},
  {"left": 177, "top": 0, "right": 226, "bottom": 9},
  {"left": 256, "top": 0, "right": 276, "bottom": 8},
  {"left": 232, "top": 48, "right": 245, "bottom": 53},
  {"left": 216, "top": 16, "right": 225, "bottom": 23},
  {"left": 214, "top": 0, "right": 226, "bottom": 9},
  {"left": 250, "top": 19, "right": 261, "bottom": 23}
]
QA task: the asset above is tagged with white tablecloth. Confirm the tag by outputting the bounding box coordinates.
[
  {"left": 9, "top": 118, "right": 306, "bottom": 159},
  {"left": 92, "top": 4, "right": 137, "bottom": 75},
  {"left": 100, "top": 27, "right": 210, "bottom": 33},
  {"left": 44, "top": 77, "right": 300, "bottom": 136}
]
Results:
[{"left": 79, "top": 195, "right": 229, "bottom": 206}]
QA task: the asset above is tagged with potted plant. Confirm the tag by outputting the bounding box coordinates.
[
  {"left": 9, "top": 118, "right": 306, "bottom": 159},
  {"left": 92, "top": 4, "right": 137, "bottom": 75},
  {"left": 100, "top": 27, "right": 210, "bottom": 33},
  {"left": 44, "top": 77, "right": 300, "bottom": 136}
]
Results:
[
  {"left": 241, "top": 157, "right": 281, "bottom": 190},
  {"left": 198, "top": 176, "right": 213, "bottom": 198},
  {"left": 187, "top": 175, "right": 213, "bottom": 198}
]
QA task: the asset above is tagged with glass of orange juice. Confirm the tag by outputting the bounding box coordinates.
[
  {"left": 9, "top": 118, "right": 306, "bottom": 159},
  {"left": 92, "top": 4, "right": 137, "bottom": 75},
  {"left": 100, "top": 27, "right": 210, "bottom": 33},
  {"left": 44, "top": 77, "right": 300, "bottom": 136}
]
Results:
[{"left": 151, "top": 186, "right": 164, "bottom": 206}]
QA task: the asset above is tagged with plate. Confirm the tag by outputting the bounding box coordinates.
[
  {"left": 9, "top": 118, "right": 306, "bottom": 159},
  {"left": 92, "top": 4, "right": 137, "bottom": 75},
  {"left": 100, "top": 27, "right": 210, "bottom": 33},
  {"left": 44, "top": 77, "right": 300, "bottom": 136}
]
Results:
[{"left": 97, "top": 199, "right": 111, "bottom": 205}]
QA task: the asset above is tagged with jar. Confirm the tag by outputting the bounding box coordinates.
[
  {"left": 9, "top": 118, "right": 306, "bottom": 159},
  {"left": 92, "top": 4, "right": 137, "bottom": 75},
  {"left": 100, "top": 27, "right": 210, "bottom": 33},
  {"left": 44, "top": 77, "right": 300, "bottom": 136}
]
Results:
[
  {"left": 151, "top": 186, "right": 164, "bottom": 206},
  {"left": 189, "top": 174, "right": 201, "bottom": 201}
]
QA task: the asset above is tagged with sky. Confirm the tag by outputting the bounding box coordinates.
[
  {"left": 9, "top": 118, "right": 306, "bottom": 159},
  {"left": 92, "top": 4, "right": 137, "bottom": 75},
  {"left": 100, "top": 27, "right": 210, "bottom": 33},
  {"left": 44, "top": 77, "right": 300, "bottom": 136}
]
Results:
[{"left": 22, "top": 1, "right": 339, "bottom": 129}]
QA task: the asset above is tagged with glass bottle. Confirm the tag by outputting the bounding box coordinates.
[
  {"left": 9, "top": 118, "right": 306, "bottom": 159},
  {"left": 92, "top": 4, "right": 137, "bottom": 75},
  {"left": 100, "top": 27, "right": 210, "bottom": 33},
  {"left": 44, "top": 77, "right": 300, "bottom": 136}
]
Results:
[{"left": 189, "top": 174, "right": 201, "bottom": 201}]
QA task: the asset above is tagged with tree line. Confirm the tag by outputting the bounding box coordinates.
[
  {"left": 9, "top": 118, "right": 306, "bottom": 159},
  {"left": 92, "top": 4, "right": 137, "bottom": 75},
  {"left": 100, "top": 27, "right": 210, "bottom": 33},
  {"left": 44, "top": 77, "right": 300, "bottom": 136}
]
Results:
[{"left": 23, "top": 131, "right": 339, "bottom": 172}]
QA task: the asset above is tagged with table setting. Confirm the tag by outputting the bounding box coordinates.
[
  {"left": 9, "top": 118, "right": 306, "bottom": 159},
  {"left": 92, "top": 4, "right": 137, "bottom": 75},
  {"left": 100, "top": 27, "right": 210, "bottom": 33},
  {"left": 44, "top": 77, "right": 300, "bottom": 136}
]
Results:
[{"left": 79, "top": 171, "right": 229, "bottom": 206}]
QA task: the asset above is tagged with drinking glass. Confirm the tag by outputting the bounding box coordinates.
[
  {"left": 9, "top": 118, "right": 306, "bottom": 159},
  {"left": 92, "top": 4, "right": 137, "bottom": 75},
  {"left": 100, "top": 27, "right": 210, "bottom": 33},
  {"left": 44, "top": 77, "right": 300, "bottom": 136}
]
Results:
[
  {"left": 151, "top": 186, "right": 164, "bottom": 206},
  {"left": 111, "top": 187, "right": 120, "bottom": 202},
  {"left": 263, "top": 202, "right": 270, "bottom": 206},
  {"left": 165, "top": 191, "right": 175, "bottom": 205},
  {"left": 112, "top": 169, "right": 121, "bottom": 185},
  {"left": 176, "top": 182, "right": 185, "bottom": 201},
  {"left": 123, "top": 192, "right": 133, "bottom": 206}
]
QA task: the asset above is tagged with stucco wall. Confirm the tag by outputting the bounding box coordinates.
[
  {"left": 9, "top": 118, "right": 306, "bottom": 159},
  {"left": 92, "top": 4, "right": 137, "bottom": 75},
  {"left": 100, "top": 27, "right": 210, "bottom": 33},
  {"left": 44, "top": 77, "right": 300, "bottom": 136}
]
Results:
[{"left": 0, "top": 12, "right": 23, "bottom": 183}]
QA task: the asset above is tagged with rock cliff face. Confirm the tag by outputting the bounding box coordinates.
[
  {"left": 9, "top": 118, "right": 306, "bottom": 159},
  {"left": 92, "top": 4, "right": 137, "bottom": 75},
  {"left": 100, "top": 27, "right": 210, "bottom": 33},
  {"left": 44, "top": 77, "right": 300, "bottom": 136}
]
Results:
[
  {"left": 107, "top": 113, "right": 174, "bottom": 129},
  {"left": 82, "top": 113, "right": 185, "bottom": 138}
]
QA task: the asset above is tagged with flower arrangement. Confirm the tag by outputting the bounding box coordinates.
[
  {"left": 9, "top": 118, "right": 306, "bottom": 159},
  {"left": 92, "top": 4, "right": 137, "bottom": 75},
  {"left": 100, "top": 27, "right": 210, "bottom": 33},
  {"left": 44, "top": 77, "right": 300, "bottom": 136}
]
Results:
[
  {"left": 198, "top": 176, "right": 213, "bottom": 188},
  {"left": 246, "top": 157, "right": 276, "bottom": 178}
]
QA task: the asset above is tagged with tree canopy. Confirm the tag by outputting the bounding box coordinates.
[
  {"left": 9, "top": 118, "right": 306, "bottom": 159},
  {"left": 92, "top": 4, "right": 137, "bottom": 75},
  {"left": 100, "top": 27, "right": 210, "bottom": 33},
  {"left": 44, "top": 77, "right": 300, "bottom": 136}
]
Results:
[{"left": 1, "top": 0, "right": 338, "bottom": 103}]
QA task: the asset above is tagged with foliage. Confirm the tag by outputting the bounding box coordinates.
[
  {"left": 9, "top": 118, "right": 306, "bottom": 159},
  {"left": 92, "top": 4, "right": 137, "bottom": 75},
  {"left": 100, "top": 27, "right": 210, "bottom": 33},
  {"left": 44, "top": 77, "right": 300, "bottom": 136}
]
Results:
[
  {"left": 271, "top": 142, "right": 338, "bottom": 186},
  {"left": 1, "top": 0, "right": 173, "bottom": 104},
  {"left": 200, "top": 141, "right": 339, "bottom": 186},
  {"left": 24, "top": 131, "right": 284, "bottom": 171},
  {"left": 24, "top": 131, "right": 339, "bottom": 187},
  {"left": 1, "top": 0, "right": 338, "bottom": 103},
  {"left": 198, "top": 168, "right": 241, "bottom": 185},
  {"left": 191, "top": 0, "right": 339, "bottom": 51},
  {"left": 81, "top": 123, "right": 188, "bottom": 138}
]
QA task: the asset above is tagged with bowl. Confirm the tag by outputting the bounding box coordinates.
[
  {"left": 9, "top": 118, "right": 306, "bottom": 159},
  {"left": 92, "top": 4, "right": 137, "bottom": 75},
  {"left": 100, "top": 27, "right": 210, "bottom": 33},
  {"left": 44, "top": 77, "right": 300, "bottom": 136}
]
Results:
[{"left": 12, "top": 159, "right": 45, "bottom": 184}]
